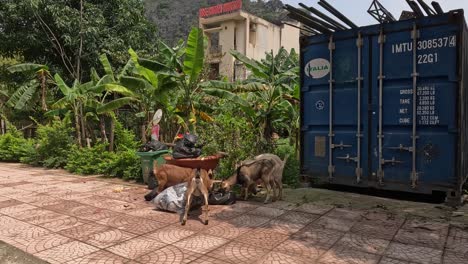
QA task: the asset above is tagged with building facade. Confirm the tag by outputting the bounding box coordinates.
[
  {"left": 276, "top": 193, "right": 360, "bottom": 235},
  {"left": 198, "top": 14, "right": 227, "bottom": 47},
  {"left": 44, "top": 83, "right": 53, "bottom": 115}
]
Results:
[{"left": 199, "top": 1, "right": 300, "bottom": 81}]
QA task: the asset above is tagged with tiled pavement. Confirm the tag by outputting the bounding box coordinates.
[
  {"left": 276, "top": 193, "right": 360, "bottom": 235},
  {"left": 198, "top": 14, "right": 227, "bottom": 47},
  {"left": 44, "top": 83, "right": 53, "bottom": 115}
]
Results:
[{"left": 0, "top": 163, "right": 467, "bottom": 264}]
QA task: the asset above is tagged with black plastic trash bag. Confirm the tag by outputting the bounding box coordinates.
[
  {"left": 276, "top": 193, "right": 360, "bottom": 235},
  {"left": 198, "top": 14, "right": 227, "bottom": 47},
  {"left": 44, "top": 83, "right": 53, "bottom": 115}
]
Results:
[
  {"left": 172, "top": 134, "right": 202, "bottom": 159},
  {"left": 208, "top": 191, "right": 236, "bottom": 205},
  {"left": 140, "top": 140, "right": 168, "bottom": 152}
]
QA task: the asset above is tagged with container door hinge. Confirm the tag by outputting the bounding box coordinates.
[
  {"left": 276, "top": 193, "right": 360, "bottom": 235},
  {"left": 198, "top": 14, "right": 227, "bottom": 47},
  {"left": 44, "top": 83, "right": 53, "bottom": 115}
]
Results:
[
  {"left": 328, "top": 166, "right": 335, "bottom": 181},
  {"left": 377, "top": 170, "right": 384, "bottom": 185},
  {"left": 355, "top": 168, "right": 363, "bottom": 183},
  {"left": 411, "top": 172, "right": 419, "bottom": 188}
]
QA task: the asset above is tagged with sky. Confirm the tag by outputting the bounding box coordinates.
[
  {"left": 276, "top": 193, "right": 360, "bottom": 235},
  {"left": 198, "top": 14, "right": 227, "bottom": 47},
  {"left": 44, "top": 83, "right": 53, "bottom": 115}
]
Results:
[{"left": 282, "top": 0, "right": 468, "bottom": 27}]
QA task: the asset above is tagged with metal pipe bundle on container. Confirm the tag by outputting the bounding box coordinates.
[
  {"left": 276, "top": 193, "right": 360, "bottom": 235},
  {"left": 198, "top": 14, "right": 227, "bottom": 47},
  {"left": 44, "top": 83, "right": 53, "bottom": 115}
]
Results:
[
  {"left": 298, "top": 3, "right": 348, "bottom": 30},
  {"left": 318, "top": 0, "right": 358, "bottom": 29}
]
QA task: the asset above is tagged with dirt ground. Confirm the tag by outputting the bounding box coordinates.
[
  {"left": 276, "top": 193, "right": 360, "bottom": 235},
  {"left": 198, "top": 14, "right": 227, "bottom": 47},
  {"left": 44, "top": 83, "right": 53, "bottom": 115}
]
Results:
[
  {"left": 250, "top": 187, "right": 468, "bottom": 227},
  {"left": 0, "top": 241, "right": 48, "bottom": 264}
]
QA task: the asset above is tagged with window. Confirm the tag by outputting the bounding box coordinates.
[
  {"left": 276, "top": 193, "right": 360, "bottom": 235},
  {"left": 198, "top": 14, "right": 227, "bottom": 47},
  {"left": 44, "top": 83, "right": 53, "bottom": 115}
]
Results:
[{"left": 249, "top": 23, "right": 257, "bottom": 46}]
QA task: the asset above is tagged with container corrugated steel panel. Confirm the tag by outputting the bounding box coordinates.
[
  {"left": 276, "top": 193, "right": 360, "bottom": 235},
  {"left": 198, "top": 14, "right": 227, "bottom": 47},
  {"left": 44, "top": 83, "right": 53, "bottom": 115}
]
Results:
[{"left": 300, "top": 10, "right": 468, "bottom": 198}]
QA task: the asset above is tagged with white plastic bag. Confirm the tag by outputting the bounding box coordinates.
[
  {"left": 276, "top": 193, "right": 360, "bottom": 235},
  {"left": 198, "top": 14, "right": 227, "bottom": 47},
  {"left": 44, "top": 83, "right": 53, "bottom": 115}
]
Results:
[{"left": 152, "top": 183, "right": 188, "bottom": 214}]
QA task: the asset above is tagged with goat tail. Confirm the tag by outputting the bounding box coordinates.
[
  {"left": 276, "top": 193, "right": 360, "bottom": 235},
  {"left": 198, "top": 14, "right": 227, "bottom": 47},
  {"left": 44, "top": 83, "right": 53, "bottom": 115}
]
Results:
[{"left": 195, "top": 168, "right": 201, "bottom": 179}]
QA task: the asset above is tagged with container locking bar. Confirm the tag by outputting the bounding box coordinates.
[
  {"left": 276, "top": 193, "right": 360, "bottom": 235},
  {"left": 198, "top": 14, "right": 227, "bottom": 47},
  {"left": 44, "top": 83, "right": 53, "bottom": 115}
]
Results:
[
  {"left": 386, "top": 144, "right": 413, "bottom": 152},
  {"left": 328, "top": 35, "right": 335, "bottom": 181},
  {"left": 331, "top": 141, "right": 352, "bottom": 149},
  {"left": 337, "top": 154, "right": 359, "bottom": 163},
  {"left": 411, "top": 24, "right": 420, "bottom": 188},
  {"left": 356, "top": 32, "right": 364, "bottom": 183},
  {"left": 377, "top": 30, "right": 386, "bottom": 185},
  {"left": 381, "top": 157, "right": 404, "bottom": 165}
]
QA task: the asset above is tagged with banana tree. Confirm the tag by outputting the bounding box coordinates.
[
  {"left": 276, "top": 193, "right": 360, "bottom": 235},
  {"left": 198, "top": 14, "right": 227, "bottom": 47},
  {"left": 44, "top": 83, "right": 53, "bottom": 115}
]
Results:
[
  {"left": 7, "top": 63, "right": 52, "bottom": 111},
  {"left": 203, "top": 48, "right": 299, "bottom": 144},
  {"left": 51, "top": 73, "right": 135, "bottom": 147},
  {"left": 118, "top": 48, "right": 180, "bottom": 143},
  {"left": 92, "top": 54, "right": 136, "bottom": 149}
]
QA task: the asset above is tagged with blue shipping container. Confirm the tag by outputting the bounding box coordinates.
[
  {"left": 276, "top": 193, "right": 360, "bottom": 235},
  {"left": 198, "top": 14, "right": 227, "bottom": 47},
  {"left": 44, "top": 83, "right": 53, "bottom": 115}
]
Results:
[{"left": 300, "top": 10, "right": 468, "bottom": 200}]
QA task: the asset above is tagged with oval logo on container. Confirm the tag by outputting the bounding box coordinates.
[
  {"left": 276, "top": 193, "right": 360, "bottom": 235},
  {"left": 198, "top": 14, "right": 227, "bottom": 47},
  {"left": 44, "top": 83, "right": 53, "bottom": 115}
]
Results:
[{"left": 305, "top": 58, "right": 330, "bottom": 79}]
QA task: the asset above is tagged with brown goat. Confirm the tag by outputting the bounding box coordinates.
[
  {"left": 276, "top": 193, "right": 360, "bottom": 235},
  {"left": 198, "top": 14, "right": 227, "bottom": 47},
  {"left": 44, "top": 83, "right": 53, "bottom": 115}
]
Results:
[
  {"left": 153, "top": 164, "right": 193, "bottom": 194},
  {"left": 181, "top": 168, "right": 213, "bottom": 225}
]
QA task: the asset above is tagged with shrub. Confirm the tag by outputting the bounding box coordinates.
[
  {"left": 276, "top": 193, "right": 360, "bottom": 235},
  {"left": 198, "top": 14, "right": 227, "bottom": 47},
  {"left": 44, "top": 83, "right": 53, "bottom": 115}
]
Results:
[
  {"left": 65, "top": 144, "right": 115, "bottom": 175},
  {"left": 21, "top": 119, "right": 74, "bottom": 168},
  {"left": 274, "top": 138, "right": 300, "bottom": 188},
  {"left": 199, "top": 113, "right": 258, "bottom": 179},
  {"left": 65, "top": 121, "right": 142, "bottom": 181},
  {"left": 105, "top": 149, "right": 142, "bottom": 181},
  {"left": 0, "top": 129, "right": 35, "bottom": 162}
]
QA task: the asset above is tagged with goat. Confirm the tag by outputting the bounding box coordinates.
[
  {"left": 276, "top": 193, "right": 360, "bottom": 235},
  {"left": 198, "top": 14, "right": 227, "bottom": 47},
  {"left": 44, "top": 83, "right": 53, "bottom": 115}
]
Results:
[{"left": 181, "top": 168, "right": 213, "bottom": 225}]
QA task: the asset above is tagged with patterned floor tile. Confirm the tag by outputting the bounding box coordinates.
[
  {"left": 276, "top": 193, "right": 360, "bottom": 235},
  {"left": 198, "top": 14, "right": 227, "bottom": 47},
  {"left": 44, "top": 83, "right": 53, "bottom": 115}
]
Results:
[
  {"left": 378, "top": 257, "right": 419, "bottom": 264},
  {"left": 41, "top": 216, "right": 85, "bottom": 232},
  {"left": 125, "top": 208, "right": 180, "bottom": 223},
  {"left": 295, "top": 203, "right": 333, "bottom": 215},
  {"left": 335, "top": 233, "right": 390, "bottom": 254},
  {"left": 319, "top": 246, "right": 380, "bottom": 264},
  {"left": 25, "top": 233, "right": 72, "bottom": 254},
  {"left": 0, "top": 199, "right": 23, "bottom": 209},
  {"left": 174, "top": 234, "right": 228, "bottom": 254},
  {"left": 351, "top": 222, "right": 401, "bottom": 240},
  {"left": 36, "top": 241, "right": 99, "bottom": 264},
  {"left": 385, "top": 242, "right": 442, "bottom": 264},
  {"left": 119, "top": 219, "right": 168, "bottom": 235},
  {"left": 211, "top": 208, "right": 244, "bottom": 220},
  {"left": 67, "top": 250, "right": 129, "bottom": 264},
  {"left": 228, "top": 214, "right": 271, "bottom": 228},
  {"left": 449, "top": 226, "right": 468, "bottom": 239},
  {"left": 201, "top": 223, "right": 249, "bottom": 239},
  {"left": 276, "top": 211, "right": 320, "bottom": 225},
  {"left": 248, "top": 206, "right": 286, "bottom": 218},
  {"left": 58, "top": 223, "right": 109, "bottom": 240},
  {"left": 135, "top": 245, "right": 199, "bottom": 264},
  {"left": 0, "top": 203, "right": 37, "bottom": 215},
  {"left": 254, "top": 251, "right": 310, "bottom": 264},
  {"left": 401, "top": 219, "right": 449, "bottom": 234},
  {"left": 236, "top": 228, "right": 289, "bottom": 250},
  {"left": 145, "top": 225, "right": 195, "bottom": 244},
  {"left": 326, "top": 208, "right": 363, "bottom": 221},
  {"left": 84, "top": 228, "right": 135, "bottom": 248},
  {"left": 8, "top": 226, "right": 50, "bottom": 246},
  {"left": 207, "top": 241, "right": 269, "bottom": 263},
  {"left": 445, "top": 234, "right": 468, "bottom": 254},
  {"left": 273, "top": 239, "right": 327, "bottom": 260},
  {"left": 311, "top": 216, "right": 357, "bottom": 232},
  {"left": 106, "top": 237, "right": 166, "bottom": 259},
  {"left": 442, "top": 251, "right": 468, "bottom": 264},
  {"left": 262, "top": 218, "right": 308, "bottom": 235},
  {"left": 189, "top": 255, "right": 228, "bottom": 264},
  {"left": 292, "top": 225, "right": 345, "bottom": 248},
  {"left": 394, "top": 227, "right": 447, "bottom": 249}
]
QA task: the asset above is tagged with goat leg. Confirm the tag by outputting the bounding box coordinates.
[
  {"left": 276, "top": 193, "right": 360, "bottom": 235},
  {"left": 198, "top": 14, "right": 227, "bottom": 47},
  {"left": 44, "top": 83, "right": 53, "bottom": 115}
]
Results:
[
  {"left": 271, "top": 180, "right": 278, "bottom": 202},
  {"left": 182, "top": 193, "right": 192, "bottom": 225},
  {"left": 263, "top": 181, "right": 273, "bottom": 204},
  {"left": 202, "top": 189, "right": 209, "bottom": 225}
]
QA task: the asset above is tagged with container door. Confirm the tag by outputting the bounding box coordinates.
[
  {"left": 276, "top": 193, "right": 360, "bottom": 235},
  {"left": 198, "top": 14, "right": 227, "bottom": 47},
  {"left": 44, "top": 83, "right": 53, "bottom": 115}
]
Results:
[
  {"left": 302, "top": 35, "right": 369, "bottom": 185},
  {"left": 370, "top": 24, "right": 459, "bottom": 191}
]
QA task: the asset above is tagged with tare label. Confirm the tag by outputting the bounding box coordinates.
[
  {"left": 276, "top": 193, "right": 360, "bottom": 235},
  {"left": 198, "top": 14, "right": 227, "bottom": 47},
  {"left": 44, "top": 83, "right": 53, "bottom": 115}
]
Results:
[
  {"left": 391, "top": 36, "right": 456, "bottom": 54},
  {"left": 397, "top": 85, "right": 440, "bottom": 125}
]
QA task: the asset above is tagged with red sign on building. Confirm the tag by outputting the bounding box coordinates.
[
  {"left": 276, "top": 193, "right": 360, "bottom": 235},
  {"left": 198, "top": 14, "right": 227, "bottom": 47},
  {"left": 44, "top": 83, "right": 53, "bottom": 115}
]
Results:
[{"left": 199, "top": 0, "right": 242, "bottom": 18}]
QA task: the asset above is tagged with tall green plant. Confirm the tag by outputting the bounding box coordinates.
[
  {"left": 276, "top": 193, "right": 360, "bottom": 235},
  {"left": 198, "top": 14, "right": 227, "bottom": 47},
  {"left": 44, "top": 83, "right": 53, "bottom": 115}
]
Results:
[
  {"left": 204, "top": 48, "right": 299, "bottom": 144},
  {"left": 7, "top": 63, "right": 52, "bottom": 111}
]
